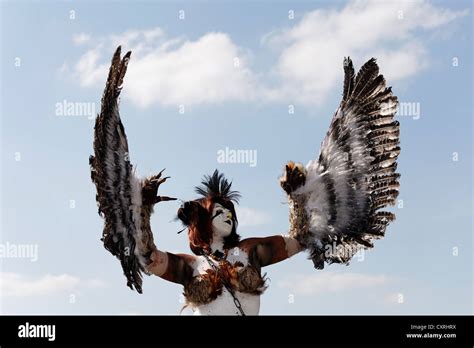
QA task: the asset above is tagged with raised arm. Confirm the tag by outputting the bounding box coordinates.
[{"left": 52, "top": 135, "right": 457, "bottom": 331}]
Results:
[
  {"left": 138, "top": 174, "right": 196, "bottom": 286},
  {"left": 240, "top": 235, "right": 303, "bottom": 268}
]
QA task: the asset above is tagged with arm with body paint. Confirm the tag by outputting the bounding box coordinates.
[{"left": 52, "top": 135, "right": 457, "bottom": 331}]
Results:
[
  {"left": 146, "top": 249, "right": 195, "bottom": 286},
  {"left": 240, "top": 235, "right": 303, "bottom": 268}
]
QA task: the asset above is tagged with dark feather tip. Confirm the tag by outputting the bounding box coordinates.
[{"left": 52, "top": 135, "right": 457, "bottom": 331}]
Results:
[{"left": 195, "top": 169, "right": 241, "bottom": 203}]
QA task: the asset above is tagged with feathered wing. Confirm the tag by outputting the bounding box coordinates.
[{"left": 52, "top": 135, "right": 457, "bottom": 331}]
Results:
[
  {"left": 89, "top": 46, "right": 174, "bottom": 293},
  {"left": 281, "top": 57, "right": 400, "bottom": 269}
]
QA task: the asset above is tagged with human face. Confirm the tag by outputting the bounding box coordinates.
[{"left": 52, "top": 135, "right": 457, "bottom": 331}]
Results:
[{"left": 211, "top": 203, "right": 233, "bottom": 238}]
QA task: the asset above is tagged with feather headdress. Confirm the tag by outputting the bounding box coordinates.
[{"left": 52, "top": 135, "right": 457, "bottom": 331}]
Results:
[{"left": 195, "top": 170, "right": 241, "bottom": 204}]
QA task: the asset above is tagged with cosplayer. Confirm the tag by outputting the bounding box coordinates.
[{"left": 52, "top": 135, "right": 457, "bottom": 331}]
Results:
[{"left": 89, "top": 47, "right": 401, "bottom": 315}]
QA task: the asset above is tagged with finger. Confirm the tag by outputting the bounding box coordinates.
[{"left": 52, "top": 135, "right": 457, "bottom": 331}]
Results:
[
  {"left": 156, "top": 176, "right": 170, "bottom": 186},
  {"left": 286, "top": 164, "right": 293, "bottom": 179},
  {"left": 150, "top": 168, "right": 166, "bottom": 182},
  {"left": 154, "top": 196, "right": 177, "bottom": 203},
  {"left": 156, "top": 168, "right": 166, "bottom": 179}
]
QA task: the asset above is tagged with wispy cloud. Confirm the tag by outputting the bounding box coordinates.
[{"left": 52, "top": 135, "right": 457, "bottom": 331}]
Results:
[
  {"left": 278, "top": 272, "right": 390, "bottom": 296},
  {"left": 0, "top": 272, "right": 108, "bottom": 297},
  {"left": 67, "top": 1, "right": 468, "bottom": 108},
  {"left": 262, "top": 0, "right": 469, "bottom": 105},
  {"left": 83, "top": 278, "right": 109, "bottom": 289},
  {"left": 72, "top": 29, "right": 256, "bottom": 108}
]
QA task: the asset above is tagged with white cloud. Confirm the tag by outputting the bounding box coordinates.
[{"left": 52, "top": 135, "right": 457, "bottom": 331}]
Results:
[
  {"left": 0, "top": 272, "right": 108, "bottom": 297},
  {"left": 72, "top": 30, "right": 256, "bottom": 108},
  {"left": 236, "top": 207, "right": 271, "bottom": 228},
  {"left": 75, "top": 48, "right": 108, "bottom": 88},
  {"left": 278, "top": 272, "right": 390, "bottom": 296},
  {"left": 84, "top": 278, "right": 109, "bottom": 289},
  {"left": 262, "top": 0, "right": 469, "bottom": 105},
  {"left": 1, "top": 272, "right": 79, "bottom": 297},
  {"left": 109, "top": 28, "right": 164, "bottom": 50},
  {"left": 68, "top": 1, "right": 468, "bottom": 108}
]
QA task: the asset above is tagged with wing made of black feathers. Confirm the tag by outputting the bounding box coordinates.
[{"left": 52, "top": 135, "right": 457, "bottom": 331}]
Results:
[
  {"left": 284, "top": 57, "right": 400, "bottom": 269},
  {"left": 89, "top": 46, "right": 146, "bottom": 293}
]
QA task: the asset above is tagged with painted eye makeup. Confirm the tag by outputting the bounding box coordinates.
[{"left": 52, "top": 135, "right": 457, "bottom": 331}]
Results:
[{"left": 211, "top": 209, "right": 224, "bottom": 220}]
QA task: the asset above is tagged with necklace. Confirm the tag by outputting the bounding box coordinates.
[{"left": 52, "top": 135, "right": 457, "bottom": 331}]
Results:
[
  {"left": 209, "top": 249, "right": 225, "bottom": 261},
  {"left": 203, "top": 252, "right": 246, "bottom": 316}
]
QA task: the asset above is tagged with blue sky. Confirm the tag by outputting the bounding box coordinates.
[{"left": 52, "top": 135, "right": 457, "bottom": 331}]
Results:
[{"left": 0, "top": 0, "right": 472, "bottom": 315}]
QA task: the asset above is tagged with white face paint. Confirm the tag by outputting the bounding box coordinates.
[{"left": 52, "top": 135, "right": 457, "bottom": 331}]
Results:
[{"left": 211, "top": 203, "right": 233, "bottom": 238}]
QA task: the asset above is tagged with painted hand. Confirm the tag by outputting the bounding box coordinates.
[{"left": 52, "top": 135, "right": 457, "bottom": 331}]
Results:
[{"left": 142, "top": 169, "right": 177, "bottom": 206}]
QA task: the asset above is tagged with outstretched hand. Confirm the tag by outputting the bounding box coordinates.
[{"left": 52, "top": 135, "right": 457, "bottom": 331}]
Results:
[{"left": 142, "top": 169, "right": 177, "bottom": 206}]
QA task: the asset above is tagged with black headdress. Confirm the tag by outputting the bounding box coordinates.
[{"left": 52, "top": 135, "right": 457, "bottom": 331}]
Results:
[{"left": 195, "top": 169, "right": 241, "bottom": 203}]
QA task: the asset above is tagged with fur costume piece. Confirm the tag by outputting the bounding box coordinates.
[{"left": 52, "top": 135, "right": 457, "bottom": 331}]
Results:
[{"left": 183, "top": 260, "right": 267, "bottom": 307}]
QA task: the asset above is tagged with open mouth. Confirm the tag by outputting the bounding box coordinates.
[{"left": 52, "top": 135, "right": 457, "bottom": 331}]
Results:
[{"left": 224, "top": 220, "right": 232, "bottom": 226}]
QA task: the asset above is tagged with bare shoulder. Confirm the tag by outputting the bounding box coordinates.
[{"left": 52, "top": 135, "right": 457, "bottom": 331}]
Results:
[
  {"left": 238, "top": 236, "right": 286, "bottom": 250},
  {"left": 174, "top": 252, "right": 197, "bottom": 264}
]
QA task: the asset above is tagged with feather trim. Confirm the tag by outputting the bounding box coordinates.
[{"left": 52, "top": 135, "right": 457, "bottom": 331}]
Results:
[
  {"left": 283, "top": 57, "right": 400, "bottom": 269},
  {"left": 90, "top": 46, "right": 157, "bottom": 293}
]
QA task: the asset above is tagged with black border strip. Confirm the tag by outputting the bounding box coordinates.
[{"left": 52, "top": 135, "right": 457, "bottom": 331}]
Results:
[{"left": 0, "top": 315, "right": 472, "bottom": 346}]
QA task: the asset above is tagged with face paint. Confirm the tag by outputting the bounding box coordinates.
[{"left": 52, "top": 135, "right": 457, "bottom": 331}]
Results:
[{"left": 211, "top": 203, "right": 233, "bottom": 238}]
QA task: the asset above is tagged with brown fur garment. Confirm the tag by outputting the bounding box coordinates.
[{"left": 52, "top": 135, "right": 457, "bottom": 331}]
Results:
[
  {"left": 237, "top": 266, "right": 268, "bottom": 295},
  {"left": 183, "top": 268, "right": 222, "bottom": 305},
  {"left": 183, "top": 260, "right": 267, "bottom": 307}
]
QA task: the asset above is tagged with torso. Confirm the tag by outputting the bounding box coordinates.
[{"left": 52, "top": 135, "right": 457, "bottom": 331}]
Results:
[
  {"left": 193, "top": 286, "right": 260, "bottom": 315},
  {"left": 184, "top": 246, "right": 266, "bottom": 315},
  {"left": 152, "top": 235, "right": 291, "bottom": 315}
]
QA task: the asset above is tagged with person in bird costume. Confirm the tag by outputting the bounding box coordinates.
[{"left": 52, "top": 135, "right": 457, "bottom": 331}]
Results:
[{"left": 90, "top": 46, "right": 401, "bottom": 315}]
